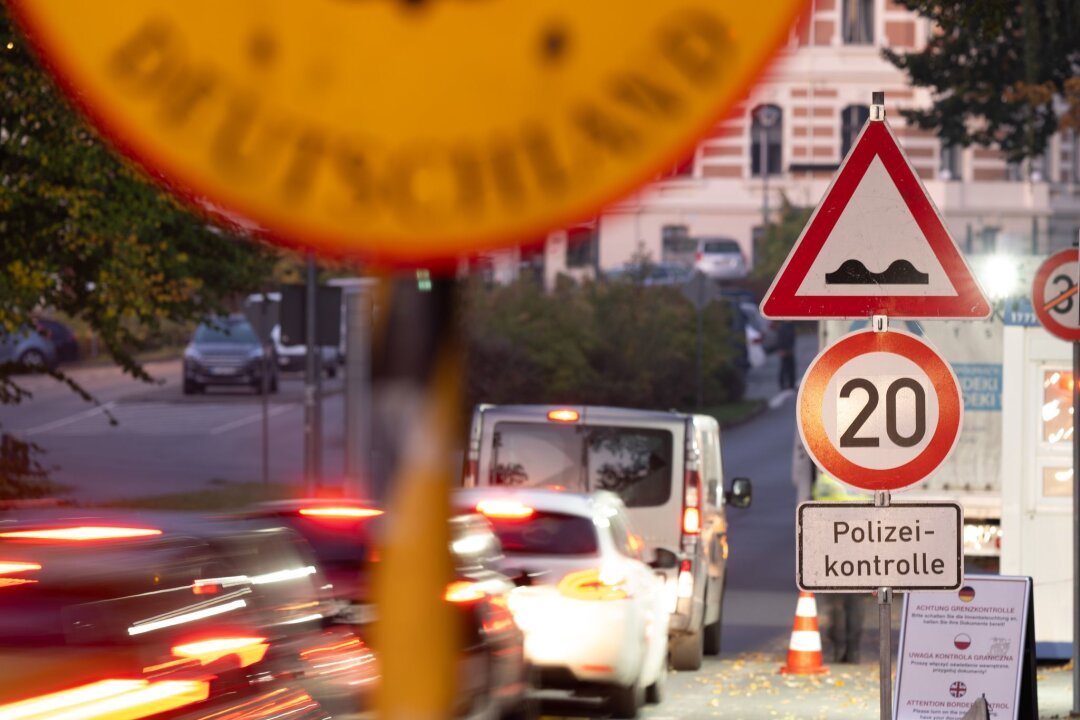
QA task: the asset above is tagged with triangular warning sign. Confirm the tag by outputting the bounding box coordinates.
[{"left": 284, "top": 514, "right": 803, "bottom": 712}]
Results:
[{"left": 761, "top": 119, "right": 990, "bottom": 319}]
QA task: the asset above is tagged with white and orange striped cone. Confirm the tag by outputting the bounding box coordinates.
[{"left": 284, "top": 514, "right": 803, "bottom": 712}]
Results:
[{"left": 778, "top": 591, "right": 829, "bottom": 675}]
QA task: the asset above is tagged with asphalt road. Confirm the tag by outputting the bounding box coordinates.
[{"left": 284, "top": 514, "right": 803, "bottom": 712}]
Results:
[{"left": 0, "top": 359, "right": 348, "bottom": 501}]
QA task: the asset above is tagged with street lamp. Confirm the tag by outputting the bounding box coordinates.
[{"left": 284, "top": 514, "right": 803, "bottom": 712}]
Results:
[{"left": 754, "top": 105, "right": 781, "bottom": 253}]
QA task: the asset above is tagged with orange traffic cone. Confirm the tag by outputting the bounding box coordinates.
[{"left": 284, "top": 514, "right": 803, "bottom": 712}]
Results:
[{"left": 779, "top": 591, "right": 829, "bottom": 675}]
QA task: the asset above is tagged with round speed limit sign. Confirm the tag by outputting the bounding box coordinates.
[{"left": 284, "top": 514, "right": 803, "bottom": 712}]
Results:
[{"left": 798, "top": 328, "right": 962, "bottom": 492}]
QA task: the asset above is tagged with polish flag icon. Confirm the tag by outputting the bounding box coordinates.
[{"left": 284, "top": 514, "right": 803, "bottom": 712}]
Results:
[{"left": 953, "top": 633, "right": 972, "bottom": 650}]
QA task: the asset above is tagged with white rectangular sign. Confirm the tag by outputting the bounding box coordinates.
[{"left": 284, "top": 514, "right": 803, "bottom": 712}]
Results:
[
  {"left": 797, "top": 502, "right": 963, "bottom": 591},
  {"left": 894, "top": 576, "right": 1032, "bottom": 720}
]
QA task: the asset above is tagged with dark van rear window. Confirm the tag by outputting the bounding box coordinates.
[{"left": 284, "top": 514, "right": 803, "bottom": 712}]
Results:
[
  {"left": 487, "top": 511, "right": 598, "bottom": 556},
  {"left": 490, "top": 422, "right": 673, "bottom": 507}
]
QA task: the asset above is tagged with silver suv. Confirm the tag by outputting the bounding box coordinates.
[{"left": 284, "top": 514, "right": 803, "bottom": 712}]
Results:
[{"left": 463, "top": 404, "right": 751, "bottom": 670}]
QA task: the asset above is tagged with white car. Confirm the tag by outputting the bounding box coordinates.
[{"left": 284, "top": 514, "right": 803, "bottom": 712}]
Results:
[
  {"left": 694, "top": 237, "right": 748, "bottom": 280},
  {"left": 457, "top": 488, "right": 672, "bottom": 719}
]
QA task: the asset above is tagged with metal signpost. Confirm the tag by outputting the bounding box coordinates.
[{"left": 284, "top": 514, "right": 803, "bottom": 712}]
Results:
[
  {"left": 1029, "top": 247, "right": 1080, "bottom": 714},
  {"left": 762, "top": 92, "right": 991, "bottom": 720}
]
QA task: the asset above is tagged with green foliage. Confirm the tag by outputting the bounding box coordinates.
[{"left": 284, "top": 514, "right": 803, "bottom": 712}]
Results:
[
  {"left": 884, "top": 0, "right": 1080, "bottom": 162},
  {"left": 463, "top": 276, "right": 745, "bottom": 411},
  {"left": 1, "top": 7, "right": 279, "bottom": 496},
  {"left": 751, "top": 196, "right": 813, "bottom": 284},
  {"left": 0, "top": 6, "right": 276, "bottom": 392}
]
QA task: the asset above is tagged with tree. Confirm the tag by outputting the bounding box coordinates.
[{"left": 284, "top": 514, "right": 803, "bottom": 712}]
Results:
[
  {"left": 1, "top": 6, "right": 277, "bottom": 396},
  {"left": 1, "top": 8, "right": 278, "bottom": 493},
  {"left": 749, "top": 195, "right": 812, "bottom": 295},
  {"left": 884, "top": 0, "right": 1080, "bottom": 162}
]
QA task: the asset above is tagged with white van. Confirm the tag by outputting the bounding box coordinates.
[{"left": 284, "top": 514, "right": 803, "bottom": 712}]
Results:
[{"left": 462, "top": 404, "right": 751, "bottom": 670}]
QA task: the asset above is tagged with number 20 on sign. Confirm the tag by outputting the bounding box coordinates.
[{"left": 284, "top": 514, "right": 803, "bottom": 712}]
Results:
[{"left": 798, "top": 328, "right": 963, "bottom": 492}]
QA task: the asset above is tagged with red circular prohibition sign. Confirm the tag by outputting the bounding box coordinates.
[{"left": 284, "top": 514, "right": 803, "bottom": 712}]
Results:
[
  {"left": 798, "top": 330, "right": 962, "bottom": 491},
  {"left": 1032, "top": 248, "right": 1080, "bottom": 342}
]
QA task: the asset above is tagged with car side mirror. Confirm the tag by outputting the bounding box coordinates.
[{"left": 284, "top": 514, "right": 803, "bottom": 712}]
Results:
[
  {"left": 726, "top": 477, "right": 752, "bottom": 509},
  {"left": 648, "top": 548, "right": 679, "bottom": 570}
]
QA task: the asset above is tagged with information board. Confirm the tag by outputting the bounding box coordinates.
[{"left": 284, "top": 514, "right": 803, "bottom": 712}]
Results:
[{"left": 894, "top": 576, "right": 1036, "bottom": 720}]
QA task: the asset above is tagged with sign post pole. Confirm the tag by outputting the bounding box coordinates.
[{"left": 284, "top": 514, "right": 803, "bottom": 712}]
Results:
[
  {"left": 876, "top": 489, "right": 893, "bottom": 720},
  {"left": 1073, "top": 337, "right": 1079, "bottom": 716}
]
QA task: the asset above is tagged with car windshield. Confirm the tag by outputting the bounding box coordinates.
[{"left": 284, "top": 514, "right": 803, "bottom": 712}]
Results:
[
  {"left": 485, "top": 511, "right": 599, "bottom": 556},
  {"left": 194, "top": 321, "right": 258, "bottom": 344},
  {"left": 490, "top": 422, "right": 673, "bottom": 507},
  {"left": 702, "top": 239, "right": 741, "bottom": 254}
]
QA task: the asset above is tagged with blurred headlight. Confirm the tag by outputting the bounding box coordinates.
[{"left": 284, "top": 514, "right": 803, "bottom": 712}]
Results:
[{"left": 183, "top": 346, "right": 201, "bottom": 361}]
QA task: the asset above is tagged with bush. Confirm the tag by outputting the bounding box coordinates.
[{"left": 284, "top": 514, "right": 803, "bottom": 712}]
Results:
[{"left": 463, "top": 276, "right": 744, "bottom": 412}]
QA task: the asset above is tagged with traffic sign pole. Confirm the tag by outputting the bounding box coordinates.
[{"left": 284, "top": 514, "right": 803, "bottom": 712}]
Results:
[{"left": 1071, "top": 336, "right": 1080, "bottom": 716}]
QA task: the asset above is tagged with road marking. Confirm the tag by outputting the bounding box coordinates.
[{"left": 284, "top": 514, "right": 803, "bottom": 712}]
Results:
[
  {"left": 23, "top": 401, "right": 117, "bottom": 436},
  {"left": 768, "top": 389, "right": 795, "bottom": 409},
  {"left": 209, "top": 404, "right": 297, "bottom": 435}
]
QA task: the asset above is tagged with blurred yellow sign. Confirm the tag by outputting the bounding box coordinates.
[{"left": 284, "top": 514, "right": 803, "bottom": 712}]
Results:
[{"left": 10, "top": 1, "right": 806, "bottom": 262}]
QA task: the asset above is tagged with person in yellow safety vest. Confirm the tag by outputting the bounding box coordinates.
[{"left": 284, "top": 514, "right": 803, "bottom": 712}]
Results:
[{"left": 812, "top": 470, "right": 869, "bottom": 664}]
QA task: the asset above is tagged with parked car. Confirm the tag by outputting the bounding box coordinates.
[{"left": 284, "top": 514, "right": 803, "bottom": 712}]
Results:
[
  {"left": 270, "top": 324, "right": 339, "bottom": 378},
  {"left": 0, "top": 508, "right": 345, "bottom": 718},
  {"left": 35, "top": 317, "right": 79, "bottom": 364},
  {"left": 694, "top": 237, "right": 748, "bottom": 280},
  {"left": 238, "top": 499, "right": 530, "bottom": 719},
  {"left": 605, "top": 261, "right": 694, "bottom": 287},
  {"left": 183, "top": 317, "right": 278, "bottom": 395},
  {"left": 0, "top": 326, "right": 57, "bottom": 370},
  {"left": 459, "top": 487, "right": 672, "bottom": 719},
  {"left": 463, "top": 404, "right": 752, "bottom": 672}
]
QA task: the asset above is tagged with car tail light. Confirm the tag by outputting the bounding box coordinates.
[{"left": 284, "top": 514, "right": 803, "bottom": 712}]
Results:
[
  {"left": 0, "top": 526, "right": 162, "bottom": 541},
  {"left": 546, "top": 408, "right": 579, "bottom": 423},
  {"left": 475, "top": 499, "right": 534, "bottom": 520},
  {"left": 0, "top": 561, "right": 40, "bottom": 575},
  {"left": 695, "top": 252, "right": 703, "bottom": 262},
  {"left": 682, "top": 507, "right": 701, "bottom": 535},
  {"left": 171, "top": 636, "right": 269, "bottom": 668},
  {"left": 677, "top": 559, "right": 694, "bottom": 598},
  {"left": 0, "top": 678, "right": 210, "bottom": 720},
  {"left": 557, "top": 569, "right": 629, "bottom": 601},
  {"left": 445, "top": 580, "right": 486, "bottom": 604},
  {"left": 298, "top": 506, "right": 383, "bottom": 519},
  {"left": 682, "top": 466, "right": 701, "bottom": 536}
]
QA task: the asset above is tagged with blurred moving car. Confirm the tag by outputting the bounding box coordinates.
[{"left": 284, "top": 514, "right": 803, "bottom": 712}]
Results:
[
  {"left": 694, "top": 237, "right": 748, "bottom": 280},
  {"left": 0, "top": 326, "right": 57, "bottom": 370},
  {"left": 183, "top": 317, "right": 278, "bottom": 395},
  {"left": 463, "top": 405, "right": 752, "bottom": 672},
  {"left": 240, "top": 499, "right": 530, "bottom": 719},
  {"left": 460, "top": 488, "right": 671, "bottom": 719},
  {"left": 35, "top": 317, "right": 79, "bottom": 364},
  {"left": 0, "top": 509, "right": 351, "bottom": 719}
]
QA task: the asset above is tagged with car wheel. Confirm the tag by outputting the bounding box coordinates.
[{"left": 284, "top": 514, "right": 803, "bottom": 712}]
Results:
[
  {"left": 182, "top": 379, "right": 202, "bottom": 395},
  {"left": 269, "top": 373, "right": 279, "bottom": 393},
  {"left": 670, "top": 624, "right": 704, "bottom": 671},
  {"left": 17, "top": 349, "right": 47, "bottom": 371},
  {"left": 645, "top": 659, "right": 667, "bottom": 704},
  {"left": 326, "top": 363, "right": 338, "bottom": 379},
  {"left": 607, "top": 681, "right": 643, "bottom": 719}
]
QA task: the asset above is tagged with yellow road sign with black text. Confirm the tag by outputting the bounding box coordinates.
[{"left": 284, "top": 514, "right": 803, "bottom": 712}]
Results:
[{"left": 10, "top": 0, "right": 806, "bottom": 262}]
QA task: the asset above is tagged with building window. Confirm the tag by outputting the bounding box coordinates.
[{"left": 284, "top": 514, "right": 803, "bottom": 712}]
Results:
[
  {"left": 840, "top": 105, "right": 869, "bottom": 158},
  {"left": 940, "top": 143, "right": 962, "bottom": 181},
  {"left": 565, "top": 224, "right": 597, "bottom": 269},
  {"left": 842, "top": 0, "right": 875, "bottom": 45},
  {"left": 750, "top": 105, "right": 782, "bottom": 177},
  {"left": 661, "top": 225, "right": 696, "bottom": 264}
]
